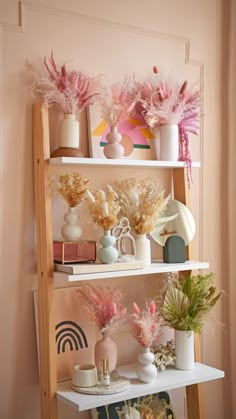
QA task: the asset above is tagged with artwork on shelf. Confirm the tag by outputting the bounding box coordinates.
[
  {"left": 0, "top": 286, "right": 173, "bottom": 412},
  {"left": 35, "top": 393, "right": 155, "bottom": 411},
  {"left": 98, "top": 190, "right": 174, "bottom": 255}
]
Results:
[
  {"left": 33, "top": 288, "right": 96, "bottom": 381},
  {"left": 90, "top": 392, "right": 175, "bottom": 419},
  {"left": 87, "top": 107, "right": 153, "bottom": 160}
]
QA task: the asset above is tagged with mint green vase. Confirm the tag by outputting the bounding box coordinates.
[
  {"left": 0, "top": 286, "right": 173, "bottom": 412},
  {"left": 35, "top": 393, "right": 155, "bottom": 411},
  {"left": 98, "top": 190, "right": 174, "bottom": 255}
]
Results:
[{"left": 98, "top": 230, "right": 118, "bottom": 264}]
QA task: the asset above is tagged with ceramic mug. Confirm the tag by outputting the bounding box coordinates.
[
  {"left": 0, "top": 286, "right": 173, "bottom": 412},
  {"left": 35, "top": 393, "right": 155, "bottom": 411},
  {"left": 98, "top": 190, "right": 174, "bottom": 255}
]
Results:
[{"left": 72, "top": 364, "right": 97, "bottom": 388}]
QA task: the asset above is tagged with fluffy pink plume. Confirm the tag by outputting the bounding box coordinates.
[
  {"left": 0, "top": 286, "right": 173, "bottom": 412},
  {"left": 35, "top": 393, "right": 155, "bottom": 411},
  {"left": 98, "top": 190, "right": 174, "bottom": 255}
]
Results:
[
  {"left": 97, "top": 77, "right": 138, "bottom": 127},
  {"left": 77, "top": 285, "right": 126, "bottom": 335},
  {"left": 32, "top": 51, "right": 101, "bottom": 114},
  {"left": 129, "top": 300, "right": 161, "bottom": 348},
  {"left": 134, "top": 69, "right": 201, "bottom": 187}
]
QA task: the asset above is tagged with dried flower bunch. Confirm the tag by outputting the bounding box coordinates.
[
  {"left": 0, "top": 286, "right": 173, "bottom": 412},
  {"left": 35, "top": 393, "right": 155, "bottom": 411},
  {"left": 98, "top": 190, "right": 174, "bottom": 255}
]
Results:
[
  {"left": 52, "top": 172, "right": 89, "bottom": 207},
  {"left": 129, "top": 300, "right": 161, "bottom": 348},
  {"left": 85, "top": 186, "right": 120, "bottom": 230},
  {"left": 77, "top": 285, "right": 126, "bottom": 335},
  {"left": 97, "top": 77, "right": 137, "bottom": 127},
  {"left": 160, "top": 272, "right": 223, "bottom": 333},
  {"left": 134, "top": 66, "right": 201, "bottom": 185},
  {"left": 32, "top": 51, "right": 100, "bottom": 114},
  {"left": 113, "top": 177, "right": 176, "bottom": 234},
  {"left": 151, "top": 340, "right": 176, "bottom": 371}
]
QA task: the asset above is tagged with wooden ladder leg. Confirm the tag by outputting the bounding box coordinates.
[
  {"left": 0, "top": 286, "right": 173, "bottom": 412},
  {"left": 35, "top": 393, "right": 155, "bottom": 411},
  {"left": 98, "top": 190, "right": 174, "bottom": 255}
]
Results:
[
  {"left": 33, "top": 103, "right": 57, "bottom": 419},
  {"left": 173, "top": 168, "right": 205, "bottom": 419}
]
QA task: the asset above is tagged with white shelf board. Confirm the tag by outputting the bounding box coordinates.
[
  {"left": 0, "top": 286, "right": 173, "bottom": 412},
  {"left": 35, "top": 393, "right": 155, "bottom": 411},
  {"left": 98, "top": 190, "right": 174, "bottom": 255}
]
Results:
[
  {"left": 53, "top": 260, "right": 209, "bottom": 282},
  {"left": 50, "top": 157, "right": 201, "bottom": 169},
  {"left": 57, "top": 362, "right": 224, "bottom": 412}
]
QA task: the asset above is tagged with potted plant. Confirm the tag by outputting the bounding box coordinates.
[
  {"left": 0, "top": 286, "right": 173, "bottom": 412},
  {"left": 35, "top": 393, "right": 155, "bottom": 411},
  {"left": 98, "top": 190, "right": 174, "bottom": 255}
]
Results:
[{"left": 160, "top": 272, "right": 223, "bottom": 370}]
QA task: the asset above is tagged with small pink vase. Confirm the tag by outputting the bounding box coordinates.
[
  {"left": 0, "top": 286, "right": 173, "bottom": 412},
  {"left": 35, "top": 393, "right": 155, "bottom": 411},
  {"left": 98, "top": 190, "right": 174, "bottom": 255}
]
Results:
[
  {"left": 94, "top": 333, "right": 117, "bottom": 373},
  {"left": 103, "top": 126, "right": 124, "bottom": 159}
]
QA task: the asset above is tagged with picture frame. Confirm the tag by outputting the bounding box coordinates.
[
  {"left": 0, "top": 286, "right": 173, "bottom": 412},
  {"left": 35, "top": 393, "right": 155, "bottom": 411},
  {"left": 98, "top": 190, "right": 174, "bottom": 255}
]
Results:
[
  {"left": 87, "top": 106, "right": 154, "bottom": 160},
  {"left": 90, "top": 391, "right": 175, "bottom": 419}
]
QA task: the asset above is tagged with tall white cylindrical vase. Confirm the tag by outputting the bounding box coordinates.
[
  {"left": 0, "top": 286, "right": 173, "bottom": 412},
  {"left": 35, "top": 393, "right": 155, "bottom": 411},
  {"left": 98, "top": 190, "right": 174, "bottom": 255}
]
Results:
[
  {"left": 134, "top": 233, "right": 151, "bottom": 265},
  {"left": 175, "top": 330, "right": 195, "bottom": 370},
  {"left": 160, "top": 124, "right": 179, "bottom": 161},
  {"left": 149, "top": 126, "right": 160, "bottom": 160}
]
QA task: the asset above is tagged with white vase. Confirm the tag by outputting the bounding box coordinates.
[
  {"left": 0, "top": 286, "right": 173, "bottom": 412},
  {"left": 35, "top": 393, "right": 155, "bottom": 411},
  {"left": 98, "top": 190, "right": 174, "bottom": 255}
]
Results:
[
  {"left": 97, "top": 230, "right": 119, "bottom": 264},
  {"left": 59, "top": 113, "right": 79, "bottom": 148},
  {"left": 136, "top": 347, "right": 157, "bottom": 383},
  {"left": 134, "top": 233, "right": 151, "bottom": 265},
  {"left": 103, "top": 126, "right": 124, "bottom": 159},
  {"left": 160, "top": 124, "right": 179, "bottom": 161},
  {"left": 175, "top": 330, "right": 195, "bottom": 370},
  {"left": 149, "top": 126, "right": 160, "bottom": 160},
  {"left": 51, "top": 113, "right": 84, "bottom": 157},
  {"left": 61, "top": 207, "right": 82, "bottom": 241}
]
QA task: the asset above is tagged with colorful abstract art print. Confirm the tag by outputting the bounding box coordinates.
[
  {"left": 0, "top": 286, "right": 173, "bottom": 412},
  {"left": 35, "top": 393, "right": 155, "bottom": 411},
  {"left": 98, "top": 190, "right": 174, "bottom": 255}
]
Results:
[
  {"left": 87, "top": 107, "right": 154, "bottom": 160},
  {"left": 34, "top": 288, "right": 96, "bottom": 382}
]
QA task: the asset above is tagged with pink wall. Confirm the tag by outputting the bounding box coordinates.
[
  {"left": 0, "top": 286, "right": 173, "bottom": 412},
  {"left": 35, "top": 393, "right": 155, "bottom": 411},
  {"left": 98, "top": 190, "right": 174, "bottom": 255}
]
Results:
[{"left": 0, "top": 1, "right": 228, "bottom": 418}]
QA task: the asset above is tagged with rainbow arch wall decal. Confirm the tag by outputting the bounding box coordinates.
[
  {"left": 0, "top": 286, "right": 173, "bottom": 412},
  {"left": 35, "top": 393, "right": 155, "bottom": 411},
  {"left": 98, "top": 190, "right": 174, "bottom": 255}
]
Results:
[{"left": 55, "top": 320, "right": 88, "bottom": 354}]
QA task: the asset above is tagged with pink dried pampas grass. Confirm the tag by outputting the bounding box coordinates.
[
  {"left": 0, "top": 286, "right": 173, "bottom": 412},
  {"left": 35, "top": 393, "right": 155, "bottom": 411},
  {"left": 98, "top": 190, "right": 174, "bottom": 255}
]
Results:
[
  {"left": 129, "top": 300, "right": 161, "bottom": 348},
  {"left": 32, "top": 51, "right": 101, "bottom": 114},
  {"left": 96, "top": 77, "right": 138, "bottom": 128},
  {"left": 76, "top": 285, "right": 126, "bottom": 335}
]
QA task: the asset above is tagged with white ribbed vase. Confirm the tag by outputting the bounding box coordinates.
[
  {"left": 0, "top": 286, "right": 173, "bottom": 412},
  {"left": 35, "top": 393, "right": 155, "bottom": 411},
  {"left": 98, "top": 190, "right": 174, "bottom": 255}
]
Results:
[
  {"left": 160, "top": 124, "right": 179, "bottom": 161},
  {"left": 175, "top": 330, "right": 195, "bottom": 370},
  {"left": 136, "top": 347, "right": 157, "bottom": 383},
  {"left": 61, "top": 207, "right": 82, "bottom": 241}
]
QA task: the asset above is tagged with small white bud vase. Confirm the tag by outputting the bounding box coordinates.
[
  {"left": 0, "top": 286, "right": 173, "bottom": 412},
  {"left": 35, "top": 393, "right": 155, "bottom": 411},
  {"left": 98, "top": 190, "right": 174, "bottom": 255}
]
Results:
[
  {"left": 59, "top": 113, "right": 79, "bottom": 148},
  {"left": 175, "top": 330, "right": 195, "bottom": 370},
  {"left": 104, "top": 126, "right": 124, "bottom": 159},
  {"left": 98, "top": 230, "right": 119, "bottom": 264},
  {"left": 136, "top": 347, "right": 157, "bottom": 383},
  {"left": 134, "top": 233, "right": 151, "bottom": 265},
  {"left": 160, "top": 124, "right": 179, "bottom": 161},
  {"left": 61, "top": 207, "right": 82, "bottom": 241}
]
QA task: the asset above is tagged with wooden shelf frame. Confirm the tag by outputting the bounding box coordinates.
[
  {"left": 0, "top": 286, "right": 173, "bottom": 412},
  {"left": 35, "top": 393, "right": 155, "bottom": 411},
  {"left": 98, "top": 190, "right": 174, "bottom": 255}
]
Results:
[{"left": 33, "top": 102, "right": 222, "bottom": 419}]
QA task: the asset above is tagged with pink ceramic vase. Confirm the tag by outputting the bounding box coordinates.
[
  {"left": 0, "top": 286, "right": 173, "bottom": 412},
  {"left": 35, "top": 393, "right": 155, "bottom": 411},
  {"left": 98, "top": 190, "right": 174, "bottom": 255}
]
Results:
[
  {"left": 103, "top": 126, "right": 124, "bottom": 159},
  {"left": 94, "top": 333, "right": 117, "bottom": 373}
]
